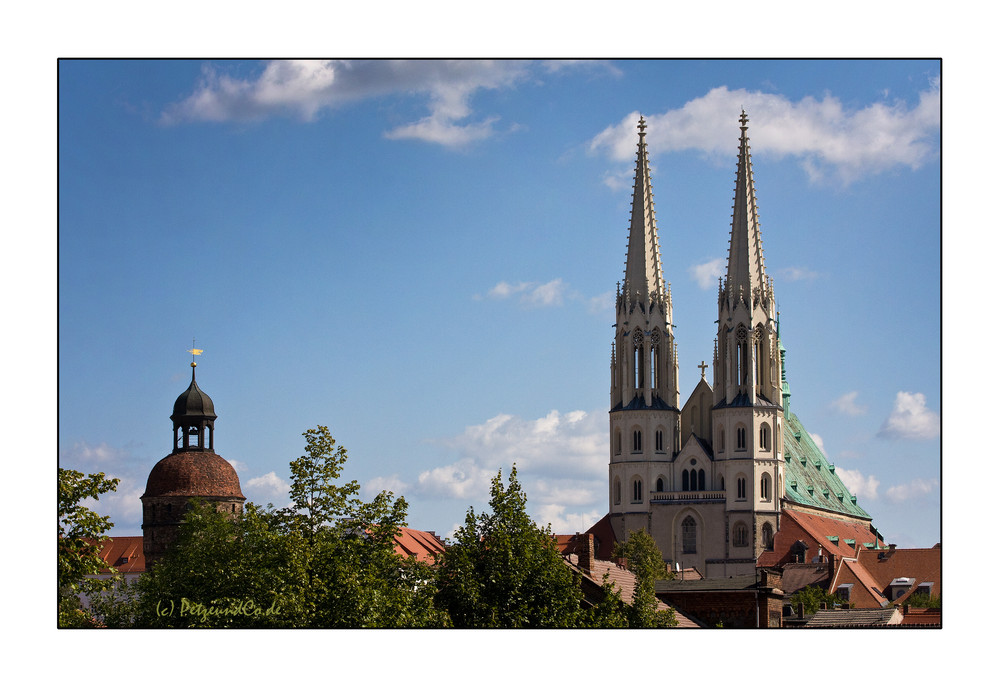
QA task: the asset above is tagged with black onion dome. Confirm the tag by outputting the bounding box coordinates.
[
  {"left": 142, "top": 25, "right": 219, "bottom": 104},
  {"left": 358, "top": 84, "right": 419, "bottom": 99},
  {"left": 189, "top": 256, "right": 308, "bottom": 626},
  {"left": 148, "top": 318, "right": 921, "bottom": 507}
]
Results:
[{"left": 171, "top": 370, "right": 217, "bottom": 422}]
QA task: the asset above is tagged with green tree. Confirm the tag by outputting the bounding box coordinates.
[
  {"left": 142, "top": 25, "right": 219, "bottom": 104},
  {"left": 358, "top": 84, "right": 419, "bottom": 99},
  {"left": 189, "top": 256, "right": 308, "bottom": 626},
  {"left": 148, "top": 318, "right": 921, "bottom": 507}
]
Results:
[
  {"left": 788, "top": 584, "right": 843, "bottom": 614},
  {"left": 125, "top": 425, "right": 445, "bottom": 628},
  {"left": 58, "top": 468, "right": 120, "bottom": 627},
  {"left": 902, "top": 592, "right": 941, "bottom": 608},
  {"left": 435, "top": 466, "right": 583, "bottom": 628},
  {"left": 614, "top": 528, "right": 677, "bottom": 628}
]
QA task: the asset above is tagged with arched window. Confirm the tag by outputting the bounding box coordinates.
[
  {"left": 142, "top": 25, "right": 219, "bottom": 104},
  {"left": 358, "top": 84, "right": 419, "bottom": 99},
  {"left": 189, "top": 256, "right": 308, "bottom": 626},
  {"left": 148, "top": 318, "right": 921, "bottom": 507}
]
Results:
[
  {"left": 656, "top": 477, "right": 664, "bottom": 492},
  {"left": 737, "top": 477, "right": 747, "bottom": 500},
  {"left": 615, "top": 429, "right": 622, "bottom": 455},
  {"left": 736, "top": 425, "right": 747, "bottom": 450},
  {"left": 614, "top": 477, "right": 621, "bottom": 505},
  {"left": 733, "top": 522, "right": 749, "bottom": 547},
  {"left": 682, "top": 516, "right": 697, "bottom": 554},
  {"left": 682, "top": 470, "right": 690, "bottom": 491},
  {"left": 760, "top": 472, "right": 771, "bottom": 501},
  {"left": 762, "top": 523, "right": 774, "bottom": 551},
  {"left": 698, "top": 469, "right": 706, "bottom": 491},
  {"left": 759, "top": 422, "right": 770, "bottom": 450},
  {"left": 632, "top": 478, "right": 643, "bottom": 503},
  {"left": 718, "top": 427, "right": 725, "bottom": 453},
  {"left": 655, "top": 429, "right": 664, "bottom": 452},
  {"left": 633, "top": 430, "right": 642, "bottom": 453},
  {"left": 718, "top": 475, "right": 725, "bottom": 491}
]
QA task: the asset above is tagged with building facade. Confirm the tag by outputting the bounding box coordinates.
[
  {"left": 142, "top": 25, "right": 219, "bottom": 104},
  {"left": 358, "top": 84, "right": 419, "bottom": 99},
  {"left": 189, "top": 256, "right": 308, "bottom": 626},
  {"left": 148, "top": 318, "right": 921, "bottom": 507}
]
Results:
[{"left": 607, "top": 114, "right": 877, "bottom": 578}]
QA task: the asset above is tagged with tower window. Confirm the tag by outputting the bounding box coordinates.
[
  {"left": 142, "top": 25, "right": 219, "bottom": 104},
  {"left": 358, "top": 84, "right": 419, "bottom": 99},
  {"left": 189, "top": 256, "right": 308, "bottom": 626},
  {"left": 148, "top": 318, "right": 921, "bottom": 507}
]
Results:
[
  {"left": 656, "top": 477, "right": 664, "bottom": 492},
  {"left": 733, "top": 522, "right": 749, "bottom": 547},
  {"left": 737, "top": 477, "right": 747, "bottom": 500},
  {"left": 736, "top": 426, "right": 747, "bottom": 450},
  {"left": 682, "top": 516, "right": 697, "bottom": 554},
  {"left": 633, "top": 430, "right": 642, "bottom": 452},
  {"left": 615, "top": 429, "right": 622, "bottom": 455},
  {"left": 759, "top": 422, "right": 770, "bottom": 450},
  {"left": 614, "top": 477, "right": 621, "bottom": 505},
  {"left": 760, "top": 473, "right": 771, "bottom": 501},
  {"left": 762, "top": 523, "right": 774, "bottom": 550},
  {"left": 655, "top": 430, "right": 663, "bottom": 452},
  {"left": 632, "top": 479, "right": 643, "bottom": 503}
]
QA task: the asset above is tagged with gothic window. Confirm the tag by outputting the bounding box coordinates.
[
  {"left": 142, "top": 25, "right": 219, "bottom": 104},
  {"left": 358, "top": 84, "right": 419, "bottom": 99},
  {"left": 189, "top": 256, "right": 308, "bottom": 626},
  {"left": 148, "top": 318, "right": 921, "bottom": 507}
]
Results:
[
  {"left": 718, "top": 476, "right": 725, "bottom": 491},
  {"left": 760, "top": 472, "right": 772, "bottom": 501},
  {"left": 615, "top": 429, "right": 622, "bottom": 455},
  {"left": 682, "top": 470, "right": 690, "bottom": 491},
  {"left": 655, "top": 429, "right": 664, "bottom": 452},
  {"left": 735, "top": 325, "right": 748, "bottom": 386},
  {"left": 736, "top": 425, "right": 747, "bottom": 450},
  {"left": 633, "top": 430, "right": 642, "bottom": 453},
  {"left": 698, "top": 469, "right": 706, "bottom": 491},
  {"left": 614, "top": 477, "right": 621, "bottom": 505},
  {"left": 682, "top": 516, "right": 697, "bottom": 554},
  {"left": 759, "top": 422, "right": 770, "bottom": 450},
  {"left": 718, "top": 427, "right": 725, "bottom": 453},
  {"left": 762, "top": 523, "right": 774, "bottom": 551},
  {"left": 737, "top": 477, "right": 747, "bottom": 500},
  {"left": 733, "top": 522, "right": 749, "bottom": 547},
  {"left": 633, "top": 329, "right": 644, "bottom": 389},
  {"left": 632, "top": 478, "right": 643, "bottom": 503},
  {"left": 656, "top": 477, "right": 664, "bottom": 492}
]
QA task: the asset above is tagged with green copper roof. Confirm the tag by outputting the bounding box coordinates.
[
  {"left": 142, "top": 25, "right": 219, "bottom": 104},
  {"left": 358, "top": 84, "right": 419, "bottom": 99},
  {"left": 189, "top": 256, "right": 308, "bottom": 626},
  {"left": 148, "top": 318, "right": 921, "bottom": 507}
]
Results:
[{"left": 782, "top": 410, "right": 872, "bottom": 520}]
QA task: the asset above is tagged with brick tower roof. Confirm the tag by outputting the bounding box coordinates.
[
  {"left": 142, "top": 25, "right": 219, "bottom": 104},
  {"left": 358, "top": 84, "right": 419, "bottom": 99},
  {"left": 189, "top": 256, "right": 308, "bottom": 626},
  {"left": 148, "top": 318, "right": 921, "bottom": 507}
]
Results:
[{"left": 143, "top": 450, "right": 245, "bottom": 499}]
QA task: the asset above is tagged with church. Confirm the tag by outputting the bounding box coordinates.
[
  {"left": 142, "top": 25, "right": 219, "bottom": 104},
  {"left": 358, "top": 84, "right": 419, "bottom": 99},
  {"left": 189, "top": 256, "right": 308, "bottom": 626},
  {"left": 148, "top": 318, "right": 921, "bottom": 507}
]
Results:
[{"left": 602, "top": 113, "right": 884, "bottom": 578}]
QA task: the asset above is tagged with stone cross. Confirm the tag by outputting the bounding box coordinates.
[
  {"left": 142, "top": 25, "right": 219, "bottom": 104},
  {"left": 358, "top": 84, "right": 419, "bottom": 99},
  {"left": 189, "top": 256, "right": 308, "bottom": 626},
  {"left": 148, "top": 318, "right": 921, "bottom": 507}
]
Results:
[{"left": 698, "top": 360, "right": 708, "bottom": 378}]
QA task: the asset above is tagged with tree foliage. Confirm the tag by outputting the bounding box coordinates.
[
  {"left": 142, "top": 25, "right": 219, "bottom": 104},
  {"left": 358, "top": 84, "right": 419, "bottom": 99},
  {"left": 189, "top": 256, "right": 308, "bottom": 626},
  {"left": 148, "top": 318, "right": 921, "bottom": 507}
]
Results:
[
  {"left": 58, "top": 468, "right": 120, "bottom": 627},
  {"left": 788, "top": 584, "right": 843, "bottom": 613},
  {"left": 435, "top": 466, "right": 584, "bottom": 628},
  {"left": 614, "top": 528, "right": 677, "bottom": 628},
  {"left": 119, "top": 425, "right": 445, "bottom": 628}
]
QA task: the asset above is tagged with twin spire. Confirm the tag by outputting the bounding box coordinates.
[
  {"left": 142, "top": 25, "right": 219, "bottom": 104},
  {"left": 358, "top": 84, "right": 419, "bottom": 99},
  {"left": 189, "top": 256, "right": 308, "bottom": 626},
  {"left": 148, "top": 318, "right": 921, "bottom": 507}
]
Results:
[
  {"left": 724, "top": 109, "right": 768, "bottom": 302},
  {"left": 622, "top": 116, "right": 667, "bottom": 305}
]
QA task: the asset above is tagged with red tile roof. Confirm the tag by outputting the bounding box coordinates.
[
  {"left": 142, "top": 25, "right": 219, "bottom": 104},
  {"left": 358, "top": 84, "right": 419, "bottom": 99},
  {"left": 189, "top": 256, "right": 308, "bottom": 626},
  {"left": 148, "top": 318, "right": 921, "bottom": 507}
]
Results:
[
  {"left": 757, "top": 508, "right": 882, "bottom": 567},
  {"left": 854, "top": 546, "right": 941, "bottom": 605},
  {"left": 392, "top": 527, "right": 446, "bottom": 564},
  {"left": 91, "top": 536, "right": 146, "bottom": 574}
]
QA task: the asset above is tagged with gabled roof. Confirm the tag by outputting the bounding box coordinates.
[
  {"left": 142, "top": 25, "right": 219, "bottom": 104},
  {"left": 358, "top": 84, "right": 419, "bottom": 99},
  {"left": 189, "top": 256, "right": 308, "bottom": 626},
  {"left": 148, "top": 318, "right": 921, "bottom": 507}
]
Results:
[
  {"left": 782, "top": 410, "right": 873, "bottom": 520},
  {"left": 757, "top": 508, "right": 881, "bottom": 567},
  {"left": 392, "top": 527, "right": 446, "bottom": 564},
  {"left": 779, "top": 562, "right": 832, "bottom": 596},
  {"left": 833, "top": 558, "right": 890, "bottom": 608},
  {"left": 854, "top": 546, "right": 942, "bottom": 605},
  {"left": 91, "top": 536, "right": 146, "bottom": 574},
  {"left": 563, "top": 553, "right": 700, "bottom": 628},
  {"left": 804, "top": 607, "right": 903, "bottom": 628}
]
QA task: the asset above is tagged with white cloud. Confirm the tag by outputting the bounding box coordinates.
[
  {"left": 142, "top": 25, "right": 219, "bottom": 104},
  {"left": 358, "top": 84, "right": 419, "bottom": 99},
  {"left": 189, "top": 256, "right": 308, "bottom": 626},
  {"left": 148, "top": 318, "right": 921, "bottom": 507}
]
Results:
[
  {"left": 244, "top": 471, "right": 290, "bottom": 504},
  {"left": 161, "top": 60, "right": 547, "bottom": 147},
  {"left": 809, "top": 433, "right": 826, "bottom": 456},
  {"left": 363, "top": 474, "right": 409, "bottom": 498},
  {"left": 690, "top": 258, "right": 726, "bottom": 290},
  {"left": 412, "top": 409, "right": 608, "bottom": 532},
  {"left": 776, "top": 266, "right": 821, "bottom": 282},
  {"left": 885, "top": 478, "right": 937, "bottom": 503},
  {"left": 878, "top": 391, "right": 940, "bottom": 440},
  {"left": 589, "top": 79, "right": 940, "bottom": 184},
  {"left": 830, "top": 391, "right": 867, "bottom": 416},
  {"left": 63, "top": 440, "right": 129, "bottom": 464},
  {"left": 484, "top": 278, "right": 567, "bottom": 307},
  {"left": 838, "top": 468, "right": 880, "bottom": 501}
]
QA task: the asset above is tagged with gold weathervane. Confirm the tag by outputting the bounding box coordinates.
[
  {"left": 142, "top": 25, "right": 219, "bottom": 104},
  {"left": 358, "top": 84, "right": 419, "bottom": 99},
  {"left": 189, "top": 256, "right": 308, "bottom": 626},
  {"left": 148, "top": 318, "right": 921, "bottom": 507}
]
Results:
[{"left": 187, "top": 339, "right": 203, "bottom": 367}]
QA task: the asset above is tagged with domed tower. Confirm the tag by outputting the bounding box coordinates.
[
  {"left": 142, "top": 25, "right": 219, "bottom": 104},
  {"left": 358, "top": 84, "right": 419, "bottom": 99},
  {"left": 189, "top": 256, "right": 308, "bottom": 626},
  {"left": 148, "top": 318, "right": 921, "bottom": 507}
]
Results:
[{"left": 141, "top": 358, "right": 245, "bottom": 566}]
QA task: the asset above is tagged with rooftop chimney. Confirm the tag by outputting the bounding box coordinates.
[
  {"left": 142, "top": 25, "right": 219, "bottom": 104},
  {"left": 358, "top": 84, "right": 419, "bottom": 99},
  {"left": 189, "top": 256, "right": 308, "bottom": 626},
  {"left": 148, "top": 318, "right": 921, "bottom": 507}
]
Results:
[{"left": 577, "top": 533, "right": 595, "bottom": 573}]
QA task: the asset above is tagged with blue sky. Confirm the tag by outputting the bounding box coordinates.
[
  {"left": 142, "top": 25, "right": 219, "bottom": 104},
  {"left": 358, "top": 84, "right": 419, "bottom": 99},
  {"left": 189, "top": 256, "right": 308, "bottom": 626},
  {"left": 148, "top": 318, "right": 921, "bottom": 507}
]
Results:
[{"left": 57, "top": 59, "right": 941, "bottom": 548}]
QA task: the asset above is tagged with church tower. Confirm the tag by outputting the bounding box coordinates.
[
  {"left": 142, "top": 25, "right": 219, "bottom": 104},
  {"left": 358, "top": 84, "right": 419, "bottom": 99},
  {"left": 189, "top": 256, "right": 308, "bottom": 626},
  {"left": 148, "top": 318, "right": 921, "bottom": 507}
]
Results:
[
  {"left": 608, "top": 117, "right": 680, "bottom": 524},
  {"left": 141, "top": 357, "right": 245, "bottom": 567},
  {"left": 711, "top": 110, "right": 784, "bottom": 561}
]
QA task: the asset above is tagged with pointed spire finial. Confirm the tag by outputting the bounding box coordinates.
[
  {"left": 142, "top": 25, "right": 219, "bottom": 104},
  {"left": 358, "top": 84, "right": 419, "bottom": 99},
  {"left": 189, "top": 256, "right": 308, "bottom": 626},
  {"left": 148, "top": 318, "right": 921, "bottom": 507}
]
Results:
[
  {"left": 739, "top": 109, "right": 749, "bottom": 130},
  {"left": 637, "top": 115, "right": 647, "bottom": 138}
]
